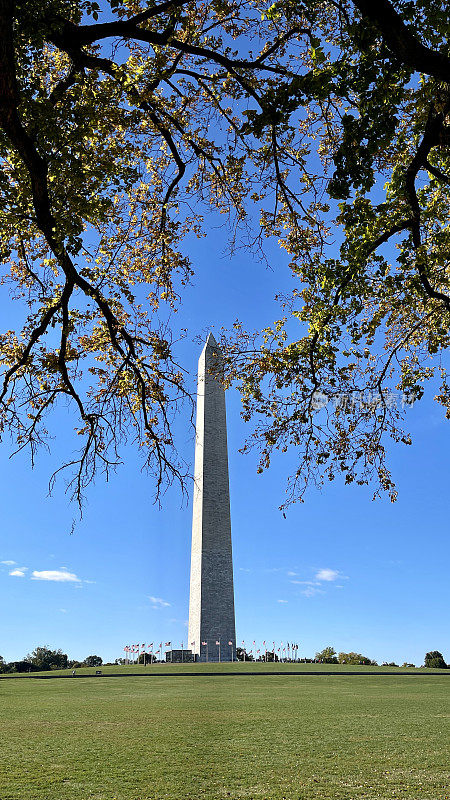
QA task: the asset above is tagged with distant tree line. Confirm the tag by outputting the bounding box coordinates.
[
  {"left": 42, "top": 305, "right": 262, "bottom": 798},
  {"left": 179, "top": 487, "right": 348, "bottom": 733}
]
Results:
[
  {"left": 314, "top": 647, "right": 449, "bottom": 669},
  {"left": 0, "top": 647, "right": 104, "bottom": 673},
  {"left": 0, "top": 647, "right": 448, "bottom": 673}
]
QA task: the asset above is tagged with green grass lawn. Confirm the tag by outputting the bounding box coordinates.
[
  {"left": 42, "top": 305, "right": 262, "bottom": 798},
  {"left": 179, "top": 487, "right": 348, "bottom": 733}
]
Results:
[
  {"left": 0, "top": 671, "right": 449, "bottom": 800},
  {"left": 2, "top": 661, "right": 448, "bottom": 678}
]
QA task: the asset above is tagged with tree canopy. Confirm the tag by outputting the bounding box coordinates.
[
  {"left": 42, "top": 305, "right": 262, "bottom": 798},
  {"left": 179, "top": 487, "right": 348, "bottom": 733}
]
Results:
[
  {"left": 1, "top": 0, "right": 450, "bottom": 505},
  {"left": 25, "top": 645, "right": 68, "bottom": 669},
  {"left": 315, "top": 645, "right": 338, "bottom": 662},
  {"left": 424, "top": 650, "right": 447, "bottom": 668},
  {"left": 84, "top": 654, "right": 103, "bottom": 666}
]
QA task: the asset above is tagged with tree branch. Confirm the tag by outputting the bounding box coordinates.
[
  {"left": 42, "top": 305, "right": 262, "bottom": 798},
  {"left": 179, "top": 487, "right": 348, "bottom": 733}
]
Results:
[{"left": 351, "top": 0, "right": 450, "bottom": 82}]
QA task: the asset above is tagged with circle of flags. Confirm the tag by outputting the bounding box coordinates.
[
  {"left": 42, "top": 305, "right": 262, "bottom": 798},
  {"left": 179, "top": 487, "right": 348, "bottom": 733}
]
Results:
[{"left": 122, "top": 641, "right": 301, "bottom": 663}]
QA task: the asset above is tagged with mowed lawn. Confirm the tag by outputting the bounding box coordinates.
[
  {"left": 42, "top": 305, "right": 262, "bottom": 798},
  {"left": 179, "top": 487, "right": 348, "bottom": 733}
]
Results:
[{"left": 0, "top": 673, "right": 449, "bottom": 800}]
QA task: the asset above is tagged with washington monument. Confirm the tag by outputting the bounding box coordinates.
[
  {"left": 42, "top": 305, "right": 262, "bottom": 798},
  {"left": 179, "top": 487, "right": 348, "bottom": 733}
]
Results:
[{"left": 188, "top": 333, "right": 236, "bottom": 662}]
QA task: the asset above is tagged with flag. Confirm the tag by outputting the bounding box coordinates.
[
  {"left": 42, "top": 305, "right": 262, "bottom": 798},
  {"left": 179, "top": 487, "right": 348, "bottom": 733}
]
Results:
[
  {"left": 190, "top": 641, "right": 195, "bottom": 646},
  {"left": 228, "top": 641, "right": 233, "bottom": 646},
  {"left": 263, "top": 641, "right": 266, "bottom": 646},
  {"left": 257, "top": 649, "right": 260, "bottom": 653},
  {"left": 159, "top": 642, "right": 162, "bottom": 648},
  {"left": 165, "top": 642, "right": 171, "bottom": 647},
  {"left": 253, "top": 640, "right": 256, "bottom": 645},
  {"left": 142, "top": 643, "right": 145, "bottom": 648},
  {"left": 202, "top": 641, "right": 207, "bottom": 646},
  {"left": 215, "top": 640, "right": 220, "bottom": 645}
]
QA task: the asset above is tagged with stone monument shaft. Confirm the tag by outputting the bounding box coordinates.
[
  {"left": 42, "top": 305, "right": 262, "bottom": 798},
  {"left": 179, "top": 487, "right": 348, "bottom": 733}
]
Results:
[{"left": 188, "top": 334, "right": 236, "bottom": 662}]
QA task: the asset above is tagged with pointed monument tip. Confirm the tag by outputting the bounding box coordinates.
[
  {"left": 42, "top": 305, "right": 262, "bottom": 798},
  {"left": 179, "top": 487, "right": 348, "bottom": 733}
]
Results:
[{"left": 200, "top": 332, "right": 222, "bottom": 363}]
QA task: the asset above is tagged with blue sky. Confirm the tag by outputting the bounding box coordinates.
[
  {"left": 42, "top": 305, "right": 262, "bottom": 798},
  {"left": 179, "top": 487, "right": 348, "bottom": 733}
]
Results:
[{"left": 0, "top": 213, "right": 449, "bottom": 668}]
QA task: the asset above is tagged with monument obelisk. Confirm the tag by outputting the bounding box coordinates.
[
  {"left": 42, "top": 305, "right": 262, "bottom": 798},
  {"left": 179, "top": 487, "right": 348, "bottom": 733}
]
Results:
[{"left": 188, "top": 333, "right": 236, "bottom": 662}]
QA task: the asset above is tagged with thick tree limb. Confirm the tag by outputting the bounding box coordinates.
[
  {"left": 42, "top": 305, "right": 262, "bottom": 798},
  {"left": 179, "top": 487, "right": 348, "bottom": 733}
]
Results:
[{"left": 351, "top": 0, "right": 450, "bottom": 82}]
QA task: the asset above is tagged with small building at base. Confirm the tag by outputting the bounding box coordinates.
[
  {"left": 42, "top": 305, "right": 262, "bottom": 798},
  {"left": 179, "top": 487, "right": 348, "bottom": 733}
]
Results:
[{"left": 165, "top": 649, "right": 196, "bottom": 663}]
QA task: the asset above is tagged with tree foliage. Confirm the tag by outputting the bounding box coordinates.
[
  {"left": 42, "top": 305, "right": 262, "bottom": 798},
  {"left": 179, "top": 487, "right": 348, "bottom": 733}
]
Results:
[
  {"left": 338, "top": 651, "right": 376, "bottom": 665},
  {"left": 225, "top": 0, "right": 450, "bottom": 505},
  {"left": 424, "top": 650, "right": 447, "bottom": 668},
  {"left": 84, "top": 654, "right": 103, "bottom": 666},
  {"left": 315, "top": 645, "right": 338, "bottom": 663},
  {"left": 26, "top": 645, "right": 68, "bottom": 669},
  {"left": 1, "top": 0, "right": 450, "bottom": 504}
]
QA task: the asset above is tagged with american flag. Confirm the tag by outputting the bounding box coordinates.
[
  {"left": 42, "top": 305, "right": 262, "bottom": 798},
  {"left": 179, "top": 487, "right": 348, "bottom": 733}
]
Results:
[
  {"left": 165, "top": 642, "right": 171, "bottom": 647},
  {"left": 190, "top": 641, "right": 195, "bottom": 646},
  {"left": 148, "top": 643, "right": 153, "bottom": 648},
  {"left": 202, "top": 641, "right": 207, "bottom": 645},
  {"left": 228, "top": 641, "right": 233, "bottom": 645},
  {"left": 215, "top": 640, "right": 220, "bottom": 645}
]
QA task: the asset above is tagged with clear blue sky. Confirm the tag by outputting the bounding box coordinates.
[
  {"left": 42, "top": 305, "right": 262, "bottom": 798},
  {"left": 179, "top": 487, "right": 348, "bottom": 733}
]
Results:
[{"left": 1, "top": 213, "right": 449, "bottom": 668}]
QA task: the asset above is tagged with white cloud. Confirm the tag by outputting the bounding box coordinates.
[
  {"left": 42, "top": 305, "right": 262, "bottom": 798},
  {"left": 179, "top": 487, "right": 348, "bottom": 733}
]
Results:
[
  {"left": 9, "top": 568, "right": 27, "bottom": 577},
  {"left": 148, "top": 595, "right": 171, "bottom": 609},
  {"left": 301, "top": 586, "right": 324, "bottom": 598},
  {"left": 1, "top": 560, "right": 16, "bottom": 565},
  {"left": 315, "top": 568, "right": 340, "bottom": 582},
  {"left": 239, "top": 567, "right": 251, "bottom": 573},
  {"left": 290, "top": 580, "right": 320, "bottom": 586},
  {"left": 277, "top": 599, "right": 288, "bottom": 604},
  {"left": 287, "top": 570, "right": 298, "bottom": 577},
  {"left": 59, "top": 608, "right": 67, "bottom": 613},
  {"left": 31, "top": 569, "right": 81, "bottom": 583}
]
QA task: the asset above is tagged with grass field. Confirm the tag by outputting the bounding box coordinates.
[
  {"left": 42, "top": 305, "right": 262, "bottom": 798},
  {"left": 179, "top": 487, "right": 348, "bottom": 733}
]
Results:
[
  {"left": 1, "top": 661, "right": 448, "bottom": 678},
  {"left": 0, "top": 668, "right": 449, "bottom": 800}
]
